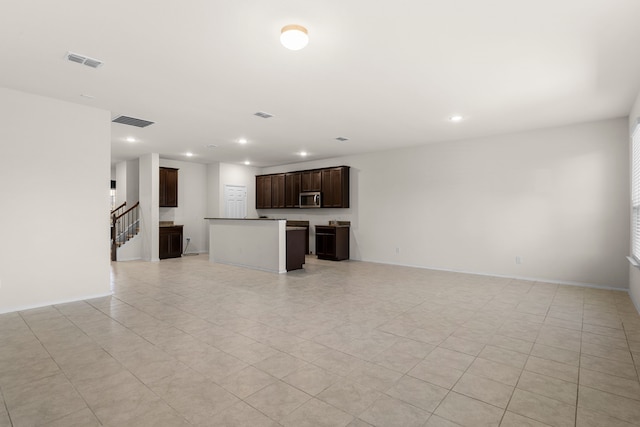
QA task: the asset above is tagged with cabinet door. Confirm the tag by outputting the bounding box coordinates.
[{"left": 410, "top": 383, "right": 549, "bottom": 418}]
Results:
[
  {"left": 301, "top": 170, "right": 322, "bottom": 192},
  {"left": 321, "top": 167, "right": 349, "bottom": 208},
  {"left": 271, "top": 174, "right": 285, "bottom": 208},
  {"left": 159, "top": 231, "right": 170, "bottom": 259},
  {"left": 160, "top": 167, "right": 178, "bottom": 207},
  {"left": 285, "top": 173, "right": 301, "bottom": 207},
  {"left": 256, "top": 175, "right": 272, "bottom": 209},
  {"left": 168, "top": 231, "right": 182, "bottom": 258}
]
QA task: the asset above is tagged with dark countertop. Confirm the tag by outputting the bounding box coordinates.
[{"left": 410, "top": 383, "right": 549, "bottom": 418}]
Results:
[
  {"left": 205, "top": 218, "right": 286, "bottom": 221},
  {"left": 316, "top": 224, "right": 350, "bottom": 228},
  {"left": 286, "top": 226, "right": 307, "bottom": 231}
]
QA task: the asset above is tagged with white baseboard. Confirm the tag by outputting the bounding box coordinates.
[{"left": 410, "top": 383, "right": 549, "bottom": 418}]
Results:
[{"left": 0, "top": 291, "right": 114, "bottom": 315}]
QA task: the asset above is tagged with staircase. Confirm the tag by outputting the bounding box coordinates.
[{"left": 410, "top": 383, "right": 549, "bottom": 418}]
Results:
[{"left": 110, "top": 201, "right": 140, "bottom": 261}]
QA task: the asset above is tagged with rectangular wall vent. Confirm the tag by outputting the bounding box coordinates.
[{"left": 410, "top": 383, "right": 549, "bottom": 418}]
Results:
[
  {"left": 65, "top": 51, "right": 104, "bottom": 68},
  {"left": 254, "top": 111, "right": 273, "bottom": 119},
  {"left": 112, "top": 115, "right": 155, "bottom": 128},
  {"left": 335, "top": 137, "right": 349, "bottom": 142}
]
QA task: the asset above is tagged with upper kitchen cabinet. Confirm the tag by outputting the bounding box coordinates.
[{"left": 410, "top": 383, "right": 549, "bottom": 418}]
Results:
[
  {"left": 322, "top": 166, "right": 350, "bottom": 208},
  {"left": 159, "top": 167, "right": 178, "bottom": 207},
  {"left": 285, "top": 172, "right": 301, "bottom": 208},
  {"left": 271, "top": 174, "right": 286, "bottom": 208},
  {"left": 301, "top": 170, "right": 322, "bottom": 192},
  {"left": 256, "top": 166, "right": 349, "bottom": 209},
  {"left": 256, "top": 175, "right": 272, "bottom": 209}
]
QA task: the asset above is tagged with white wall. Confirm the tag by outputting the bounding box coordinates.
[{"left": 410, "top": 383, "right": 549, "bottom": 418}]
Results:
[
  {"left": 115, "top": 161, "right": 127, "bottom": 207},
  {"left": 628, "top": 91, "right": 640, "bottom": 311},
  {"left": 139, "top": 153, "right": 159, "bottom": 262},
  {"left": 159, "top": 159, "right": 208, "bottom": 254},
  {"left": 126, "top": 158, "right": 139, "bottom": 205},
  {"left": 0, "top": 88, "right": 111, "bottom": 313},
  {"left": 262, "top": 118, "right": 629, "bottom": 289}
]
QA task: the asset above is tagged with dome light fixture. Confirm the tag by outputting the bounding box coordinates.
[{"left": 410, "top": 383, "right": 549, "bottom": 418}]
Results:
[{"left": 280, "top": 24, "right": 309, "bottom": 50}]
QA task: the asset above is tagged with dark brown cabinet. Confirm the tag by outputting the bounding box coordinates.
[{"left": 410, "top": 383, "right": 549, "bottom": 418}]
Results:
[
  {"left": 285, "top": 172, "right": 301, "bottom": 207},
  {"left": 159, "top": 167, "right": 178, "bottom": 207},
  {"left": 159, "top": 225, "right": 183, "bottom": 259},
  {"left": 321, "top": 166, "right": 350, "bottom": 208},
  {"left": 271, "top": 174, "right": 286, "bottom": 208},
  {"left": 256, "top": 166, "right": 349, "bottom": 209},
  {"left": 315, "top": 225, "right": 349, "bottom": 261},
  {"left": 286, "top": 228, "right": 306, "bottom": 271},
  {"left": 256, "top": 175, "right": 272, "bottom": 209},
  {"left": 301, "top": 170, "right": 322, "bottom": 192}
]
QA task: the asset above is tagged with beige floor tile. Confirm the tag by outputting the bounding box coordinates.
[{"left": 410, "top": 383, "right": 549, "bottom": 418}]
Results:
[
  {"left": 425, "top": 414, "right": 465, "bottom": 426},
  {"left": 245, "top": 380, "right": 311, "bottom": 421},
  {"left": 507, "top": 388, "right": 575, "bottom": 427},
  {"left": 488, "top": 334, "right": 533, "bottom": 354},
  {"left": 425, "top": 347, "right": 476, "bottom": 371},
  {"left": 371, "top": 346, "right": 422, "bottom": 373},
  {"left": 499, "top": 411, "right": 551, "bottom": 426},
  {"left": 579, "top": 368, "right": 640, "bottom": 400},
  {"left": 576, "top": 407, "right": 637, "bottom": 427},
  {"left": 283, "top": 363, "right": 341, "bottom": 396},
  {"left": 3, "top": 373, "right": 87, "bottom": 427},
  {"left": 581, "top": 341, "right": 634, "bottom": 364},
  {"left": 578, "top": 385, "right": 640, "bottom": 425},
  {"left": 407, "top": 358, "right": 465, "bottom": 389},
  {"left": 479, "top": 345, "right": 528, "bottom": 369},
  {"left": 453, "top": 372, "right": 514, "bottom": 408},
  {"left": 317, "top": 379, "right": 382, "bottom": 416},
  {"left": 439, "top": 335, "right": 486, "bottom": 356},
  {"left": 359, "top": 394, "right": 431, "bottom": 427},
  {"left": 282, "top": 398, "right": 354, "bottom": 427},
  {"left": 385, "top": 375, "right": 448, "bottom": 412},
  {"left": 209, "top": 401, "right": 279, "bottom": 427},
  {"left": 218, "top": 365, "right": 278, "bottom": 399},
  {"left": 312, "top": 349, "right": 365, "bottom": 376},
  {"left": 253, "top": 351, "right": 309, "bottom": 379},
  {"left": 390, "top": 337, "right": 436, "bottom": 358},
  {"left": 346, "top": 361, "right": 403, "bottom": 392},
  {"left": 465, "top": 358, "right": 522, "bottom": 387},
  {"left": 579, "top": 354, "right": 638, "bottom": 380},
  {"left": 516, "top": 371, "right": 577, "bottom": 405},
  {"left": 39, "top": 408, "right": 101, "bottom": 427},
  {"left": 434, "top": 391, "right": 504, "bottom": 427},
  {"left": 529, "top": 343, "right": 579, "bottom": 366},
  {"left": 524, "top": 356, "right": 578, "bottom": 383}
]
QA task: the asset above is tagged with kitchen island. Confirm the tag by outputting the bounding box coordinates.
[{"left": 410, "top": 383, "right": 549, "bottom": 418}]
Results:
[{"left": 206, "top": 218, "right": 305, "bottom": 273}]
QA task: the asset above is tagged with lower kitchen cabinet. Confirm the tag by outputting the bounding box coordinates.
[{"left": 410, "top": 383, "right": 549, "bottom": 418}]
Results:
[
  {"left": 159, "top": 225, "right": 183, "bottom": 259},
  {"left": 315, "top": 225, "right": 349, "bottom": 261}
]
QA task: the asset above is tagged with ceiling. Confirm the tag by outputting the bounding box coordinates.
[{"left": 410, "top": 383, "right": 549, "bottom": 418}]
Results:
[{"left": 2, "top": 1, "right": 640, "bottom": 168}]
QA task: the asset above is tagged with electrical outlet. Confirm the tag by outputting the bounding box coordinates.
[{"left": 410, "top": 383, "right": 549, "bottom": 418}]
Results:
[
  {"left": 186, "top": 237, "right": 191, "bottom": 242},
  {"left": 515, "top": 256, "right": 522, "bottom": 264},
  {"left": 395, "top": 247, "right": 400, "bottom": 254}
]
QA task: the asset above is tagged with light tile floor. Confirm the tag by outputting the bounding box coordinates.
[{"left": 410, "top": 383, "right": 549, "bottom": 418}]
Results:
[{"left": 1, "top": 255, "right": 640, "bottom": 426}]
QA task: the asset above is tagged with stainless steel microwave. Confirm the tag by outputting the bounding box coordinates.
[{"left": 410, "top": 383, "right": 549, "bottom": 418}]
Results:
[{"left": 299, "top": 191, "right": 321, "bottom": 208}]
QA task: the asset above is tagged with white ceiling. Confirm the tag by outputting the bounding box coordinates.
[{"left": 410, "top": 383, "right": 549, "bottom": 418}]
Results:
[{"left": 2, "top": 0, "right": 640, "bottom": 167}]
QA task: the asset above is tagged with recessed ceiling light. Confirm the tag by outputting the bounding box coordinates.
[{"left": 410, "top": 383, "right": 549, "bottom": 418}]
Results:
[
  {"left": 126, "top": 136, "right": 136, "bottom": 143},
  {"left": 185, "top": 152, "right": 194, "bottom": 157},
  {"left": 299, "top": 151, "right": 308, "bottom": 157},
  {"left": 280, "top": 25, "right": 309, "bottom": 51},
  {"left": 244, "top": 161, "right": 251, "bottom": 165},
  {"left": 449, "top": 115, "right": 464, "bottom": 122},
  {"left": 238, "top": 138, "right": 248, "bottom": 144}
]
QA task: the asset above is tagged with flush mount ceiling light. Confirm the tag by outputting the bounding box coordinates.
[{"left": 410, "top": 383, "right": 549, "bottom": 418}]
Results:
[
  {"left": 238, "top": 138, "right": 248, "bottom": 144},
  {"left": 244, "top": 161, "right": 251, "bottom": 165},
  {"left": 449, "top": 115, "right": 464, "bottom": 122},
  {"left": 299, "top": 151, "right": 308, "bottom": 157},
  {"left": 125, "top": 136, "right": 136, "bottom": 143},
  {"left": 185, "top": 152, "right": 194, "bottom": 157},
  {"left": 280, "top": 25, "right": 309, "bottom": 50}
]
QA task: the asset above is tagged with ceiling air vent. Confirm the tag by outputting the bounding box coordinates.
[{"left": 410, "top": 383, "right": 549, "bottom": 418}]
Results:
[
  {"left": 65, "top": 51, "right": 104, "bottom": 68},
  {"left": 112, "top": 115, "right": 155, "bottom": 128},
  {"left": 254, "top": 111, "right": 273, "bottom": 119},
  {"left": 335, "top": 136, "right": 349, "bottom": 142}
]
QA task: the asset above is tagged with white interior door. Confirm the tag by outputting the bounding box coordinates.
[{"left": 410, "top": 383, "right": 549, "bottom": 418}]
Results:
[{"left": 224, "top": 185, "right": 247, "bottom": 218}]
